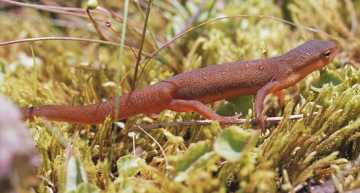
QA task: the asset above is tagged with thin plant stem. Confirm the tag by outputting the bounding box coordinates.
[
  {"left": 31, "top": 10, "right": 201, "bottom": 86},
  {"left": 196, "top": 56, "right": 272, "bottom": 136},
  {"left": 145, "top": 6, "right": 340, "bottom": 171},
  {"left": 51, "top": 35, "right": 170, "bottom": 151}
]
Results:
[
  {"left": 114, "top": 0, "right": 130, "bottom": 122},
  {"left": 131, "top": 0, "right": 153, "bottom": 91},
  {"left": 86, "top": 9, "right": 110, "bottom": 41},
  {"left": 134, "top": 1, "right": 160, "bottom": 49},
  {"left": 0, "top": 0, "right": 142, "bottom": 33},
  {"left": 0, "top": 0, "right": 90, "bottom": 19},
  {"left": 1, "top": 0, "right": 83, "bottom": 12},
  {"left": 135, "top": 125, "right": 169, "bottom": 174},
  {"left": 0, "top": 37, "right": 152, "bottom": 57}
]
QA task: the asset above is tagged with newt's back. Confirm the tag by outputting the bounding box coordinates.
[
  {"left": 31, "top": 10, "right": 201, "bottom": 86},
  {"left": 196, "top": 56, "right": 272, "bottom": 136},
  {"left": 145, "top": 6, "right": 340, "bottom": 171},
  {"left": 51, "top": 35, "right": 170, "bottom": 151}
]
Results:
[{"left": 168, "top": 59, "right": 275, "bottom": 103}]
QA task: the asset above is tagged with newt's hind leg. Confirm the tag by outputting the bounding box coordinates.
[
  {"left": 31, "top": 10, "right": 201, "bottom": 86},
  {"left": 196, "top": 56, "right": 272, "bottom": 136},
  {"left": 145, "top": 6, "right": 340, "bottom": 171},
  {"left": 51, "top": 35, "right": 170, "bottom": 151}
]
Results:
[{"left": 167, "top": 99, "right": 240, "bottom": 124}]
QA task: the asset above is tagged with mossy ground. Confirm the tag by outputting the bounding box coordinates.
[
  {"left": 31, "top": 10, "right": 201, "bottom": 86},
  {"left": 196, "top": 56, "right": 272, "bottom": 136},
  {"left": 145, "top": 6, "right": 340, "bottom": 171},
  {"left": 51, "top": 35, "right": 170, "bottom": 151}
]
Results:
[{"left": 1, "top": 0, "right": 360, "bottom": 193}]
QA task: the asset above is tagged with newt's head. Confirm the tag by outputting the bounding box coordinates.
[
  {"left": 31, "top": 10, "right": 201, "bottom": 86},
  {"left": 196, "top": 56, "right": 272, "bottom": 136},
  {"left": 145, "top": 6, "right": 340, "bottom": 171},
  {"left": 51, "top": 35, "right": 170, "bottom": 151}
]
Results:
[
  {"left": 272, "top": 40, "right": 338, "bottom": 91},
  {"left": 290, "top": 39, "right": 338, "bottom": 72}
]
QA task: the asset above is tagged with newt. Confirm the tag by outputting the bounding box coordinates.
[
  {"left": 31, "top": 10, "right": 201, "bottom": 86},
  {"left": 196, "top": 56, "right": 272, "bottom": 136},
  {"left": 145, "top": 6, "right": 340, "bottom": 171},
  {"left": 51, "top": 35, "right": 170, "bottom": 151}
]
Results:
[{"left": 21, "top": 39, "right": 338, "bottom": 129}]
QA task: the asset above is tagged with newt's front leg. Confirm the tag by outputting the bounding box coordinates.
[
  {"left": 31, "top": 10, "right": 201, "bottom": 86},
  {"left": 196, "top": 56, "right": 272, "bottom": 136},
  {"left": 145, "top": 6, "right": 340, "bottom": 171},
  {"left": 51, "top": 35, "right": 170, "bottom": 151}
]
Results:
[
  {"left": 274, "top": 85, "right": 300, "bottom": 107},
  {"left": 167, "top": 99, "right": 241, "bottom": 124},
  {"left": 255, "top": 81, "right": 278, "bottom": 131}
]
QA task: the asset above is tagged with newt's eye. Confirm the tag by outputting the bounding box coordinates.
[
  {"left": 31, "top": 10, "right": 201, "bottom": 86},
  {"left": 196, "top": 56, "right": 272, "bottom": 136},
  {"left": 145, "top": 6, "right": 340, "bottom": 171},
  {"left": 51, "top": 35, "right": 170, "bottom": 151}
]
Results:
[{"left": 322, "top": 50, "right": 331, "bottom": 58}]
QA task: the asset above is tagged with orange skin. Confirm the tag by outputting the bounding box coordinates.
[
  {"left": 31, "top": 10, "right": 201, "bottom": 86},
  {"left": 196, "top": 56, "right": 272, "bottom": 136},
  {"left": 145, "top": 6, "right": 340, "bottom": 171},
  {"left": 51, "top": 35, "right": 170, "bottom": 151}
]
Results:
[{"left": 22, "top": 40, "right": 338, "bottom": 128}]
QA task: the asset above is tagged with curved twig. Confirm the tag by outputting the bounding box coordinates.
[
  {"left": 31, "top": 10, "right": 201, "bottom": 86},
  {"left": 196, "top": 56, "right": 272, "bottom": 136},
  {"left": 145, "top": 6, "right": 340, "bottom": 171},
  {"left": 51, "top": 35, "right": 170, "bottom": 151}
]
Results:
[{"left": 0, "top": 37, "right": 152, "bottom": 57}]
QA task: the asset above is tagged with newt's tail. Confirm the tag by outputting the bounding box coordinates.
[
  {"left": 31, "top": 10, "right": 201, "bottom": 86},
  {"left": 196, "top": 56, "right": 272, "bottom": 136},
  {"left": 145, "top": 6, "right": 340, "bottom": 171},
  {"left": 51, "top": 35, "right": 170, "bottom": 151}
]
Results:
[
  {"left": 21, "top": 101, "right": 115, "bottom": 124},
  {"left": 21, "top": 81, "right": 178, "bottom": 124}
]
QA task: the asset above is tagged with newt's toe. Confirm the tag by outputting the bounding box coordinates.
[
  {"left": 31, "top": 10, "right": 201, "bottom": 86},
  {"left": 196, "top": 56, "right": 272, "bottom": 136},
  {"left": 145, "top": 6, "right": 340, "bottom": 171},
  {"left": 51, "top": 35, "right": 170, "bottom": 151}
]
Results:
[{"left": 256, "top": 115, "right": 266, "bottom": 132}]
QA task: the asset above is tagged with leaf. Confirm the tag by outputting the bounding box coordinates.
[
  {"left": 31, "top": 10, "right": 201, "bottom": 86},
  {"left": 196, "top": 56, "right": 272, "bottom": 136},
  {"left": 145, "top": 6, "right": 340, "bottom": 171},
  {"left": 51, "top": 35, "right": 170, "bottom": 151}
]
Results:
[
  {"left": 65, "top": 154, "right": 88, "bottom": 193},
  {"left": 174, "top": 152, "right": 218, "bottom": 182},
  {"left": 214, "top": 126, "right": 258, "bottom": 162},
  {"left": 173, "top": 140, "right": 218, "bottom": 182},
  {"left": 174, "top": 141, "right": 212, "bottom": 173},
  {"left": 173, "top": 140, "right": 219, "bottom": 182},
  {"left": 217, "top": 95, "right": 253, "bottom": 116},
  {"left": 117, "top": 155, "right": 145, "bottom": 178}
]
